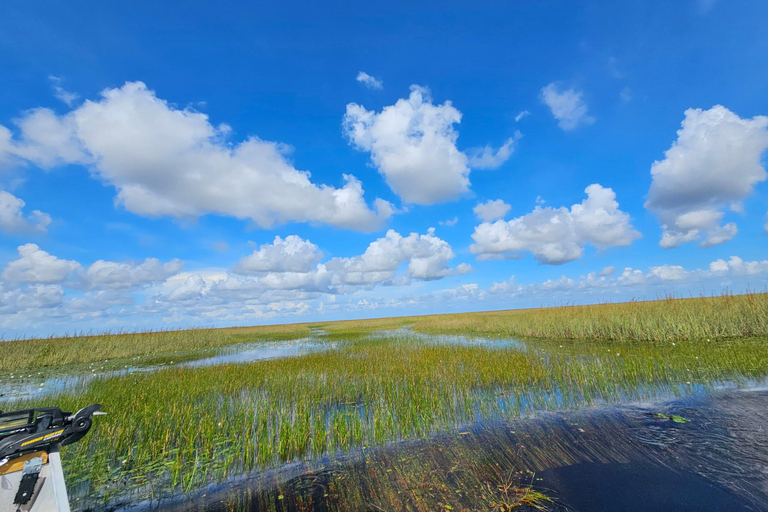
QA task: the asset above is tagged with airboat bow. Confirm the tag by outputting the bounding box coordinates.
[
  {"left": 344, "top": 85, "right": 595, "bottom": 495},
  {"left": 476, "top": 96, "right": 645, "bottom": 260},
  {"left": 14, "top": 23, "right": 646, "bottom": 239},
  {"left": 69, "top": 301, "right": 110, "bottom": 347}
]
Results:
[{"left": 0, "top": 404, "right": 104, "bottom": 512}]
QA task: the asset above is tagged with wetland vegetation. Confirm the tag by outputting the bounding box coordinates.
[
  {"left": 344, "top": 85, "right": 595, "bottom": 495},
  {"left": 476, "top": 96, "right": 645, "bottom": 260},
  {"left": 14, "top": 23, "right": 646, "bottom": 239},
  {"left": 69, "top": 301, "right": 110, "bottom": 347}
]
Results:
[{"left": 2, "top": 292, "right": 768, "bottom": 511}]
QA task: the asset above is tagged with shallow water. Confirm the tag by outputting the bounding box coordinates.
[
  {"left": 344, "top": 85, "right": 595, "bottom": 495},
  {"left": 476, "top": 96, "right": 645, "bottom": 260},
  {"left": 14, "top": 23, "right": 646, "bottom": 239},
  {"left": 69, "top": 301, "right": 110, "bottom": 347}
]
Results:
[
  {"left": 0, "top": 339, "right": 334, "bottom": 402},
  {"left": 146, "top": 384, "right": 768, "bottom": 512}
]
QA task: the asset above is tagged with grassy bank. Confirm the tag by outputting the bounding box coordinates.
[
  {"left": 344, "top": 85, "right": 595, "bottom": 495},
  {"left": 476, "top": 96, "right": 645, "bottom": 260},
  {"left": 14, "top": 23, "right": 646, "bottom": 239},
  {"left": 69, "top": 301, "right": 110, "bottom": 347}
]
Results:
[{"left": 3, "top": 292, "right": 768, "bottom": 374}]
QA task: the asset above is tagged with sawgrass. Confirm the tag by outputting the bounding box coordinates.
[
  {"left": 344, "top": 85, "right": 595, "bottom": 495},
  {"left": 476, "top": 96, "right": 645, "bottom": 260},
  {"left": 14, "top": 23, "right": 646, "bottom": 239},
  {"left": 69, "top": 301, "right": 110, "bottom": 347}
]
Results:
[
  {"left": 3, "top": 291, "right": 768, "bottom": 509},
  {"left": 2, "top": 292, "right": 767, "bottom": 375},
  {"left": 408, "top": 291, "right": 768, "bottom": 341},
  {"left": 40, "top": 331, "right": 768, "bottom": 509}
]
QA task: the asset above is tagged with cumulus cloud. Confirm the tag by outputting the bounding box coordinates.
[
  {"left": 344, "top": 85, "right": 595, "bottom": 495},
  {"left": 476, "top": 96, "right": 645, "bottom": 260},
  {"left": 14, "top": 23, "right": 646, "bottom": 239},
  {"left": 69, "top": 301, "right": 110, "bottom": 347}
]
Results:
[
  {"left": 470, "top": 184, "right": 640, "bottom": 265},
  {"left": 2, "top": 244, "right": 81, "bottom": 283},
  {"left": 540, "top": 83, "right": 595, "bottom": 131},
  {"left": 473, "top": 199, "right": 511, "bottom": 222},
  {"left": 327, "top": 228, "right": 455, "bottom": 283},
  {"left": 1, "top": 243, "right": 184, "bottom": 292},
  {"left": 85, "top": 258, "right": 184, "bottom": 289},
  {"left": 344, "top": 85, "right": 516, "bottom": 204},
  {"left": 6, "top": 108, "right": 87, "bottom": 168},
  {"left": 356, "top": 72, "right": 383, "bottom": 90},
  {"left": 0, "top": 191, "right": 52, "bottom": 234},
  {"left": 1, "top": 82, "right": 392, "bottom": 231},
  {"left": 483, "top": 255, "right": 768, "bottom": 303},
  {"left": 233, "top": 235, "right": 323, "bottom": 274},
  {"left": 151, "top": 229, "right": 461, "bottom": 318},
  {"left": 439, "top": 217, "right": 458, "bottom": 227},
  {"left": 646, "top": 105, "right": 768, "bottom": 248}
]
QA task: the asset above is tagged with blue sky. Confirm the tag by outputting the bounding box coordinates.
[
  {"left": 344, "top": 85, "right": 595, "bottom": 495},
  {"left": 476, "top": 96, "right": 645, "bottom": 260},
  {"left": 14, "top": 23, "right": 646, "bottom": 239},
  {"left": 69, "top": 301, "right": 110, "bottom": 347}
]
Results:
[{"left": 1, "top": 0, "right": 767, "bottom": 337}]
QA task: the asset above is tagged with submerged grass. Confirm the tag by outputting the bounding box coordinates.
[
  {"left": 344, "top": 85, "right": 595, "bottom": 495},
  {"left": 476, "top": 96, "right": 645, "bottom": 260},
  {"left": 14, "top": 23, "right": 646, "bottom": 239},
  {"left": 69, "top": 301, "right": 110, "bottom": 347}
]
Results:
[{"left": 32, "top": 332, "right": 768, "bottom": 509}]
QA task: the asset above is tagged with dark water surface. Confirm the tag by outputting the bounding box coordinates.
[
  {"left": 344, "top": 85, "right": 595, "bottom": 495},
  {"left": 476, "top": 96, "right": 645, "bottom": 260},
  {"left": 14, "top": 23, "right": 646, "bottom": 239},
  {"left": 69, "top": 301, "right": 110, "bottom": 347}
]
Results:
[{"left": 134, "top": 384, "right": 768, "bottom": 512}]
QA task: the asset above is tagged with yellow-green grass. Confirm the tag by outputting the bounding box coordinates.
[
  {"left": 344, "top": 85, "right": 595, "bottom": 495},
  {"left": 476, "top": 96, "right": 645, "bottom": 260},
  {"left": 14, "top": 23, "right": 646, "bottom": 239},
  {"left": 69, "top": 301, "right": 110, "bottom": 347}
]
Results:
[
  {"left": 2, "top": 292, "right": 767, "bottom": 374},
  {"left": 32, "top": 331, "right": 768, "bottom": 508}
]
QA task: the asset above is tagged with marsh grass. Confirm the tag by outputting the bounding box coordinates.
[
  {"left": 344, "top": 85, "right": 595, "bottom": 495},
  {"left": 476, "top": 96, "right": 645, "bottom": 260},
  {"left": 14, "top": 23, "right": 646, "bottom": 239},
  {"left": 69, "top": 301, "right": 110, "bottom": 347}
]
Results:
[
  {"left": 4, "top": 292, "right": 766, "bottom": 374},
  {"left": 33, "top": 331, "right": 768, "bottom": 509},
  {"left": 3, "top": 292, "right": 768, "bottom": 509}
]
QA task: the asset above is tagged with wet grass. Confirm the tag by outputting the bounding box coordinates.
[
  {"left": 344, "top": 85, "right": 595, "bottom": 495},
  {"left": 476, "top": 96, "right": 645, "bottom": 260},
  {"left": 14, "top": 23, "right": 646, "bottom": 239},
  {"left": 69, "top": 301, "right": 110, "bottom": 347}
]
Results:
[
  {"left": 2, "top": 292, "right": 768, "bottom": 510},
  {"left": 21, "top": 331, "right": 767, "bottom": 509},
  {"left": 3, "top": 292, "right": 767, "bottom": 375}
]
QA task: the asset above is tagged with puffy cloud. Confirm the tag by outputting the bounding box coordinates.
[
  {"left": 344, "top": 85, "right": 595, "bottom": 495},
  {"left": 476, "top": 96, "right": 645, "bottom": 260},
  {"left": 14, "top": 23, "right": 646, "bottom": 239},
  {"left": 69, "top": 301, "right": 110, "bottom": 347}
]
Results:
[
  {"left": 344, "top": 85, "right": 515, "bottom": 205},
  {"left": 646, "top": 105, "right": 768, "bottom": 248},
  {"left": 0, "top": 284, "right": 65, "bottom": 314},
  {"left": 439, "top": 217, "right": 458, "bottom": 227},
  {"left": 2, "top": 82, "right": 392, "bottom": 231},
  {"left": 0, "top": 191, "right": 52, "bottom": 233},
  {"left": 343, "top": 85, "right": 470, "bottom": 204},
  {"left": 2, "top": 244, "right": 81, "bottom": 284},
  {"left": 85, "top": 258, "right": 184, "bottom": 289},
  {"left": 540, "top": 83, "right": 595, "bottom": 131},
  {"left": 356, "top": 72, "right": 383, "bottom": 90},
  {"left": 233, "top": 235, "right": 323, "bottom": 274},
  {"left": 456, "top": 263, "right": 473, "bottom": 275},
  {"left": 327, "top": 229, "right": 455, "bottom": 283},
  {"left": 470, "top": 184, "right": 640, "bottom": 265},
  {"left": 1, "top": 243, "right": 184, "bottom": 292},
  {"left": 6, "top": 108, "right": 87, "bottom": 168},
  {"left": 466, "top": 133, "right": 519, "bottom": 170},
  {"left": 599, "top": 265, "right": 616, "bottom": 277},
  {"left": 708, "top": 255, "right": 768, "bottom": 276},
  {"left": 648, "top": 265, "right": 688, "bottom": 281},
  {"left": 473, "top": 199, "right": 511, "bottom": 222}
]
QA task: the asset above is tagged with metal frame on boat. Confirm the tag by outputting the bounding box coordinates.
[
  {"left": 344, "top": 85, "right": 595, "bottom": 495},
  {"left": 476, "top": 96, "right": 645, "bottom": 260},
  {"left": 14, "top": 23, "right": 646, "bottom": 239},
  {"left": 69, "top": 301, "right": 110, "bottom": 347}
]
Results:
[{"left": 0, "top": 404, "right": 104, "bottom": 512}]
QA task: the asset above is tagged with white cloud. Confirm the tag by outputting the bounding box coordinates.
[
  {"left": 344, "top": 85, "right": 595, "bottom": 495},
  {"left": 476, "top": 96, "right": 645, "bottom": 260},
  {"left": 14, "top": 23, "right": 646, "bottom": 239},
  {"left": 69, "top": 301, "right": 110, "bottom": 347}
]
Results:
[
  {"left": 515, "top": 111, "right": 530, "bottom": 122},
  {"left": 473, "top": 199, "right": 511, "bottom": 222},
  {"left": 709, "top": 255, "right": 768, "bottom": 276},
  {"left": 233, "top": 235, "right": 323, "bottom": 274},
  {"left": 646, "top": 105, "right": 768, "bottom": 248},
  {"left": 439, "top": 216, "right": 458, "bottom": 227},
  {"left": 356, "top": 72, "right": 383, "bottom": 90},
  {"left": 648, "top": 264, "right": 688, "bottom": 281},
  {"left": 540, "top": 83, "right": 595, "bottom": 131},
  {"left": 470, "top": 184, "right": 640, "bottom": 265},
  {"left": 344, "top": 85, "right": 514, "bottom": 204},
  {"left": 0, "top": 284, "right": 65, "bottom": 315},
  {"left": 0, "top": 191, "right": 52, "bottom": 233},
  {"left": 2, "top": 244, "right": 81, "bottom": 284},
  {"left": 7, "top": 108, "right": 87, "bottom": 168},
  {"left": 456, "top": 263, "right": 473, "bottom": 275},
  {"left": 327, "top": 229, "right": 455, "bottom": 283},
  {"left": 343, "top": 85, "right": 470, "bottom": 204},
  {"left": 467, "top": 133, "right": 519, "bottom": 170},
  {"left": 85, "top": 258, "right": 184, "bottom": 289},
  {"left": 599, "top": 265, "right": 616, "bottom": 277},
  {"left": 1, "top": 82, "right": 392, "bottom": 231},
  {"left": 49, "top": 76, "right": 79, "bottom": 107}
]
